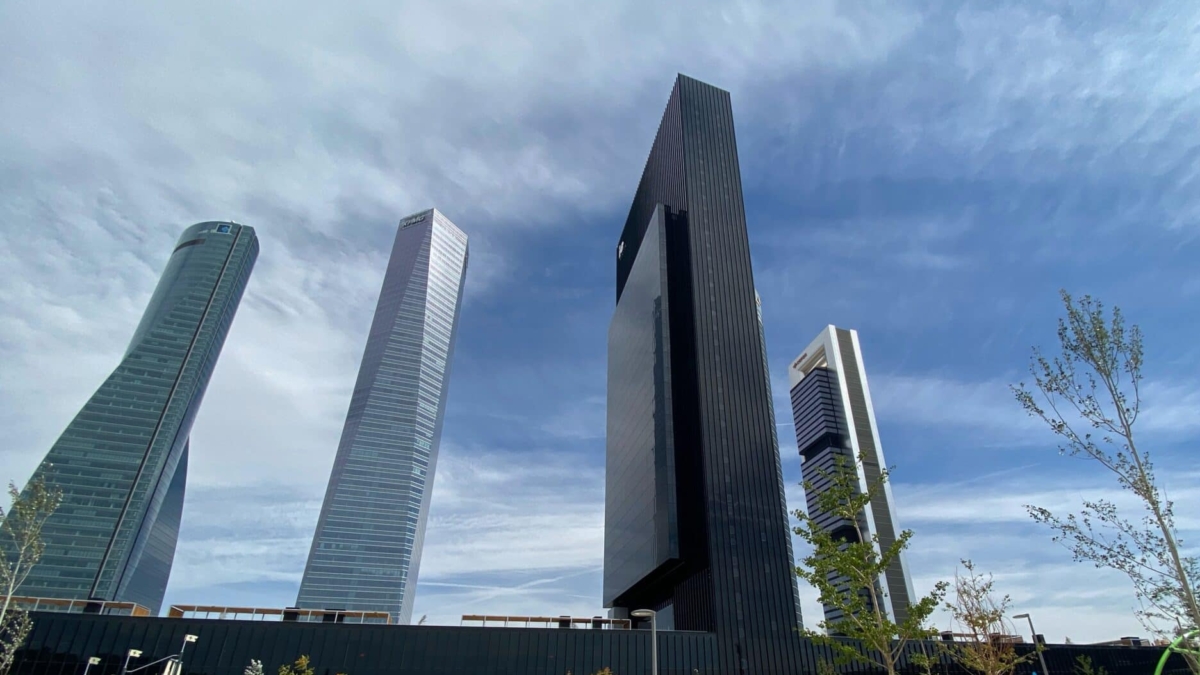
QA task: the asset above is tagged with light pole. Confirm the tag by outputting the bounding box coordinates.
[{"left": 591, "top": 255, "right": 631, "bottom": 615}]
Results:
[
  {"left": 120, "top": 634, "right": 200, "bottom": 675},
  {"left": 1013, "top": 613, "right": 1050, "bottom": 675},
  {"left": 121, "top": 649, "right": 142, "bottom": 675},
  {"left": 179, "top": 634, "right": 198, "bottom": 668},
  {"left": 82, "top": 656, "right": 101, "bottom": 675},
  {"left": 631, "top": 609, "right": 657, "bottom": 675}
]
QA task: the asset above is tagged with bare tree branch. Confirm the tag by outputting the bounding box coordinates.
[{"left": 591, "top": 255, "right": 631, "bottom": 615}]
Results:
[{"left": 1013, "top": 291, "right": 1198, "bottom": 670}]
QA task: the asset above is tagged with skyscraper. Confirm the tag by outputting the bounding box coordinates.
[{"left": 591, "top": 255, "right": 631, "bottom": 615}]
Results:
[
  {"left": 297, "top": 208, "right": 468, "bottom": 624},
  {"left": 757, "top": 293, "right": 805, "bottom": 631},
  {"left": 604, "top": 75, "right": 802, "bottom": 674},
  {"left": 788, "top": 325, "right": 915, "bottom": 629},
  {"left": 15, "top": 222, "right": 258, "bottom": 614}
]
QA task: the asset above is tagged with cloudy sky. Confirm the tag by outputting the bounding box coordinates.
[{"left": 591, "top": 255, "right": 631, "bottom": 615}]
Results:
[{"left": 2, "top": 0, "right": 1198, "bottom": 645}]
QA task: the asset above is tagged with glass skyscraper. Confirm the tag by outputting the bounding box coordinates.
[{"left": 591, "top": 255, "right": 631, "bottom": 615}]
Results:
[
  {"left": 604, "top": 75, "right": 803, "bottom": 674},
  {"left": 297, "top": 208, "right": 468, "bottom": 624},
  {"left": 788, "top": 325, "right": 915, "bottom": 630},
  {"left": 756, "top": 292, "right": 805, "bottom": 631},
  {"left": 15, "top": 222, "right": 258, "bottom": 615}
]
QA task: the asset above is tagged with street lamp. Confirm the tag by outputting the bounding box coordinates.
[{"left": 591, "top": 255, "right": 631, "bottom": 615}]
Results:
[
  {"left": 178, "top": 634, "right": 199, "bottom": 671},
  {"left": 631, "top": 609, "right": 657, "bottom": 675},
  {"left": 121, "top": 649, "right": 142, "bottom": 675},
  {"left": 83, "top": 656, "right": 101, "bottom": 675},
  {"left": 180, "top": 634, "right": 198, "bottom": 659},
  {"left": 122, "top": 635, "right": 200, "bottom": 675},
  {"left": 1013, "top": 613, "right": 1050, "bottom": 675}
]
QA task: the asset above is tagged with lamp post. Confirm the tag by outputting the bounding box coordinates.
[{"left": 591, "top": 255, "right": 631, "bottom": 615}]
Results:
[
  {"left": 83, "top": 656, "right": 101, "bottom": 675},
  {"left": 121, "top": 636, "right": 199, "bottom": 675},
  {"left": 631, "top": 609, "right": 657, "bottom": 675},
  {"left": 121, "top": 649, "right": 142, "bottom": 675},
  {"left": 1013, "top": 613, "right": 1050, "bottom": 675},
  {"left": 179, "top": 634, "right": 198, "bottom": 667}
]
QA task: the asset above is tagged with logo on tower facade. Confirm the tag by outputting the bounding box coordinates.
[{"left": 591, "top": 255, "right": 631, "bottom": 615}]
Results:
[{"left": 401, "top": 213, "right": 428, "bottom": 229}]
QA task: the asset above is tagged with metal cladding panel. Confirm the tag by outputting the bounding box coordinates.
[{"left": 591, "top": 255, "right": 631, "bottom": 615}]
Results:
[
  {"left": 759, "top": 295, "right": 805, "bottom": 631},
  {"left": 13, "top": 613, "right": 1193, "bottom": 675},
  {"left": 676, "top": 74, "right": 802, "bottom": 674},
  {"left": 790, "top": 367, "right": 849, "bottom": 458},
  {"left": 835, "top": 328, "right": 913, "bottom": 625},
  {"left": 11, "top": 222, "right": 257, "bottom": 614},
  {"left": 608, "top": 74, "right": 801, "bottom": 673},
  {"left": 14, "top": 614, "right": 718, "bottom": 675}
]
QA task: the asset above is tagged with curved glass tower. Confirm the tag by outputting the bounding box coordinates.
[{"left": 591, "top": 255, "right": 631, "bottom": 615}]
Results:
[
  {"left": 16, "top": 222, "right": 258, "bottom": 614},
  {"left": 297, "top": 208, "right": 468, "bottom": 624}
]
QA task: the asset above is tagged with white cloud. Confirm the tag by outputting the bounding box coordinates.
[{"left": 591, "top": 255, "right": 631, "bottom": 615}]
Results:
[
  {"left": 1141, "top": 381, "right": 1200, "bottom": 435},
  {"left": 418, "top": 445, "right": 604, "bottom": 580},
  {"left": 160, "top": 442, "right": 608, "bottom": 623},
  {"left": 869, "top": 373, "right": 1038, "bottom": 435},
  {"left": 859, "top": 370, "right": 1200, "bottom": 447}
]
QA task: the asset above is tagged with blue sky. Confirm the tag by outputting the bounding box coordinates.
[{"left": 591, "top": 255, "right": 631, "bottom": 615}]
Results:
[{"left": 1, "top": 0, "right": 1198, "bottom": 644}]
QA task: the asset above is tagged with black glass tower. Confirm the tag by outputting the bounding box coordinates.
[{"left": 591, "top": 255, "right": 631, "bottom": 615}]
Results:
[
  {"left": 604, "top": 74, "right": 803, "bottom": 674},
  {"left": 13, "top": 222, "right": 258, "bottom": 615}
]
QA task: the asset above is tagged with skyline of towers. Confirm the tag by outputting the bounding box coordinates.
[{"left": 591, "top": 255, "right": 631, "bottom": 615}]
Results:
[
  {"left": 297, "top": 208, "right": 469, "bottom": 624},
  {"left": 788, "top": 325, "right": 915, "bottom": 629},
  {"left": 603, "top": 74, "right": 803, "bottom": 674},
  {"left": 3, "top": 80, "right": 916, "bottom": 652},
  {"left": 13, "top": 222, "right": 258, "bottom": 614}
]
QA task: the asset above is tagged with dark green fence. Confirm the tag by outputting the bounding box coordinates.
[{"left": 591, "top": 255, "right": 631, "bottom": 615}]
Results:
[{"left": 13, "top": 612, "right": 1193, "bottom": 675}]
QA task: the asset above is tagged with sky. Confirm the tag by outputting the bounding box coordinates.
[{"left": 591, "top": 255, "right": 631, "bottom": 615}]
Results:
[{"left": 1, "top": 0, "right": 1199, "bottom": 646}]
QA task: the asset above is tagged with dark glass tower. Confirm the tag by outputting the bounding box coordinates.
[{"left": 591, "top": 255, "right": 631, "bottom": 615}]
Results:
[
  {"left": 297, "top": 209, "right": 468, "bottom": 624},
  {"left": 15, "top": 222, "right": 258, "bottom": 614},
  {"left": 604, "top": 75, "right": 802, "bottom": 674}
]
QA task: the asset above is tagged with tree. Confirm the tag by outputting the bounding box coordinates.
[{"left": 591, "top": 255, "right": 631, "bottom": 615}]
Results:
[
  {"left": 944, "top": 559, "right": 1038, "bottom": 675},
  {"left": 1013, "top": 291, "right": 1199, "bottom": 671},
  {"left": 244, "top": 660, "right": 265, "bottom": 675},
  {"left": 275, "top": 654, "right": 346, "bottom": 675},
  {"left": 793, "top": 449, "right": 948, "bottom": 675},
  {"left": 0, "top": 474, "right": 63, "bottom": 675},
  {"left": 1074, "top": 654, "right": 1108, "bottom": 675},
  {"left": 278, "top": 655, "right": 314, "bottom": 675}
]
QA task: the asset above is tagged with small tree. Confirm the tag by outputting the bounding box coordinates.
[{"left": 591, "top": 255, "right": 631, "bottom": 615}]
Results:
[
  {"left": 793, "top": 450, "right": 947, "bottom": 675},
  {"left": 1075, "top": 654, "right": 1108, "bottom": 675},
  {"left": 244, "top": 660, "right": 265, "bottom": 675},
  {"left": 1013, "top": 291, "right": 1198, "bottom": 671},
  {"left": 279, "top": 655, "right": 314, "bottom": 675},
  {"left": 945, "top": 560, "right": 1038, "bottom": 675},
  {"left": 0, "top": 474, "right": 63, "bottom": 675}
]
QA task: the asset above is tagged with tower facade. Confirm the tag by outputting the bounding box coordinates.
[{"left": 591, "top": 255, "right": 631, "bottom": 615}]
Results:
[
  {"left": 756, "top": 292, "right": 805, "bottom": 631},
  {"left": 297, "top": 209, "right": 468, "bottom": 624},
  {"left": 16, "top": 222, "right": 258, "bottom": 614},
  {"left": 604, "top": 75, "right": 802, "bottom": 674},
  {"left": 788, "top": 325, "right": 915, "bottom": 629}
]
